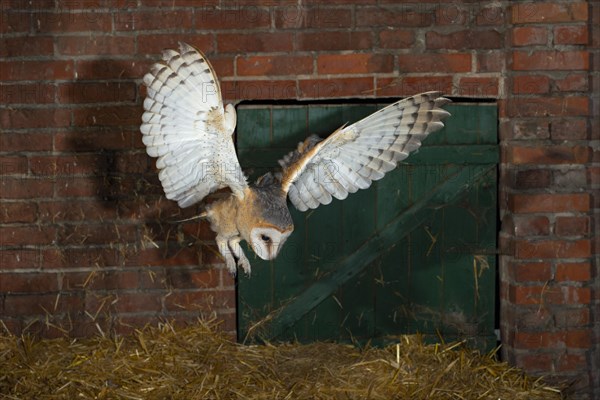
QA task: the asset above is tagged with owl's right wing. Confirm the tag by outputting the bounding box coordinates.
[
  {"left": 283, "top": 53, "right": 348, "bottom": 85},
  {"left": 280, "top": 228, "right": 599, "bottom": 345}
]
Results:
[
  {"left": 279, "top": 92, "right": 451, "bottom": 211},
  {"left": 141, "top": 42, "right": 248, "bottom": 208}
]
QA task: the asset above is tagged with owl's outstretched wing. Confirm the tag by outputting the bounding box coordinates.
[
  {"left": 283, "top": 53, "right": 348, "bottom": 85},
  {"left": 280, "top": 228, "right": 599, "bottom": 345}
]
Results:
[
  {"left": 141, "top": 42, "right": 247, "bottom": 208},
  {"left": 279, "top": 92, "right": 451, "bottom": 212}
]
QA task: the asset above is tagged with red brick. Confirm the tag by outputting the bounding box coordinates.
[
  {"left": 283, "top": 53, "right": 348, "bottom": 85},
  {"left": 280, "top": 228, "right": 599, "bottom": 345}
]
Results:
[
  {"left": 458, "top": 77, "right": 498, "bottom": 97},
  {"left": 55, "top": 0, "right": 133, "bottom": 8},
  {"left": 298, "top": 77, "right": 373, "bottom": 99},
  {"left": 137, "top": 34, "right": 213, "bottom": 56},
  {"left": 166, "top": 268, "right": 220, "bottom": 289},
  {"left": 513, "top": 51, "right": 589, "bottom": 71},
  {"left": 0, "top": 202, "right": 37, "bottom": 223},
  {"left": 554, "top": 25, "right": 589, "bottom": 45},
  {"left": 62, "top": 271, "right": 140, "bottom": 291},
  {"left": 555, "top": 73, "right": 588, "bottom": 92},
  {"left": 0, "top": 60, "right": 74, "bottom": 82},
  {"left": 1, "top": 177, "right": 54, "bottom": 199},
  {"left": 1, "top": 83, "right": 56, "bottom": 104},
  {"left": 507, "top": 96, "right": 589, "bottom": 117},
  {"left": 511, "top": 120, "right": 550, "bottom": 140},
  {"left": 29, "top": 154, "right": 105, "bottom": 176},
  {"left": 0, "top": 155, "right": 28, "bottom": 175},
  {"left": 510, "top": 261, "right": 552, "bottom": 282},
  {"left": 376, "top": 76, "right": 453, "bottom": 97},
  {"left": 0, "top": 272, "right": 59, "bottom": 293},
  {"left": 237, "top": 55, "right": 313, "bottom": 76},
  {"left": 34, "top": 11, "right": 112, "bottom": 33},
  {"left": 555, "top": 308, "right": 589, "bottom": 327},
  {"left": 43, "top": 247, "right": 119, "bottom": 270},
  {"left": 38, "top": 200, "right": 118, "bottom": 223},
  {"left": 356, "top": 7, "right": 433, "bottom": 27},
  {"left": 509, "top": 145, "right": 590, "bottom": 165},
  {"left": 512, "top": 3, "right": 588, "bottom": 24},
  {"left": 55, "top": 176, "right": 98, "bottom": 197},
  {"left": 57, "top": 82, "right": 137, "bottom": 104},
  {"left": 434, "top": 4, "right": 468, "bottom": 26},
  {"left": 477, "top": 51, "right": 505, "bottom": 72},
  {"left": 510, "top": 193, "right": 590, "bottom": 213},
  {"left": 565, "top": 329, "right": 591, "bottom": 348},
  {"left": 165, "top": 291, "right": 223, "bottom": 312},
  {"left": 0, "top": 248, "right": 44, "bottom": 270},
  {"left": 72, "top": 105, "right": 141, "bottom": 127},
  {"left": 512, "top": 26, "right": 548, "bottom": 46},
  {"left": 56, "top": 223, "right": 137, "bottom": 245},
  {"left": 556, "top": 353, "right": 587, "bottom": 372},
  {"left": 112, "top": 293, "right": 163, "bottom": 313},
  {"left": 217, "top": 33, "right": 293, "bottom": 53},
  {"left": 378, "top": 29, "right": 414, "bottom": 49},
  {"left": 3, "top": 293, "right": 82, "bottom": 317},
  {"left": 476, "top": 5, "right": 505, "bottom": 26},
  {"left": 510, "top": 284, "right": 591, "bottom": 305},
  {"left": 54, "top": 129, "right": 134, "bottom": 152},
  {"left": 122, "top": 247, "right": 201, "bottom": 268},
  {"left": 317, "top": 54, "right": 393, "bottom": 75},
  {"left": 515, "top": 239, "right": 591, "bottom": 259},
  {"left": 275, "top": 7, "right": 351, "bottom": 29},
  {"left": 550, "top": 119, "right": 588, "bottom": 140},
  {"left": 207, "top": 56, "right": 235, "bottom": 78},
  {"left": 0, "top": 133, "right": 53, "bottom": 152},
  {"left": 515, "top": 353, "right": 554, "bottom": 372},
  {"left": 556, "top": 262, "right": 591, "bottom": 282},
  {"left": 197, "top": 7, "right": 271, "bottom": 30},
  {"left": 114, "top": 10, "right": 192, "bottom": 31},
  {"left": 221, "top": 80, "right": 297, "bottom": 102},
  {"left": 0, "top": 36, "right": 54, "bottom": 58},
  {"left": 296, "top": 31, "right": 372, "bottom": 51},
  {"left": 427, "top": 30, "right": 503, "bottom": 50},
  {"left": 513, "top": 215, "right": 550, "bottom": 237},
  {"left": 1, "top": 108, "right": 71, "bottom": 130},
  {"left": 514, "top": 169, "right": 551, "bottom": 189},
  {"left": 0, "top": 225, "right": 56, "bottom": 246},
  {"left": 75, "top": 59, "right": 151, "bottom": 80},
  {"left": 512, "top": 75, "right": 550, "bottom": 94},
  {"left": 555, "top": 217, "right": 590, "bottom": 237},
  {"left": 398, "top": 53, "right": 471, "bottom": 73},
  {"left": 57, "top": 36, "right": 135, "bottom": 56},
  {"left": 514, "top": 332, "right": 565, "bottom": 349},
  {"left": 1, "top": 9, "right": 31, "bottom": 33}
]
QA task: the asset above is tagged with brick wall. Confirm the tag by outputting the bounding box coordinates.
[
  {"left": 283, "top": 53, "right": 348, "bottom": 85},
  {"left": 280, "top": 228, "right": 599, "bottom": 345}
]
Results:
[{"left": 0, "top": 1, "right": 597, "bottom": 398}]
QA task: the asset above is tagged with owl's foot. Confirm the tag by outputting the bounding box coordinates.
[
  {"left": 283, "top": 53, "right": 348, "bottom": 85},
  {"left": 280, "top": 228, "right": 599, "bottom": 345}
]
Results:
[
  {"left": 217, "top": 235, "right": 238, "bottom": 276},
  {"left": 229, "top": 237, "right": 252, "bottom": 277},
  {"left": 237, "top": 257, "right": 251, "bottom": 277}
]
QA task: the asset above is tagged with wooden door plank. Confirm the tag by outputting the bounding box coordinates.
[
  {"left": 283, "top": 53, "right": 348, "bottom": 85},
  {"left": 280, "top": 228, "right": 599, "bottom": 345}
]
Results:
[{"left": 263, "top": 164, "right": 496, "bottom": 339}]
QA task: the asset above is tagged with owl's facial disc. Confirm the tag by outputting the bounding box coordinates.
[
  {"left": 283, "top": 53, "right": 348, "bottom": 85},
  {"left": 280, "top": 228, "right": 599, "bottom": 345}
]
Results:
[{"left": 250, "top": 227, "right": 293, "bottom": 260}]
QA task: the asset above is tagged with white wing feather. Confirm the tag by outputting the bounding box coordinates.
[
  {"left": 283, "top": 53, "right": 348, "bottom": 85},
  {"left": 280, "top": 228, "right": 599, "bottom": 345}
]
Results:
[
  {"left": 280, "top": 91, "right": 451, "bottom": 212},
  {"left": 141, "top": 42, "right": 247, "bottom": 208}
]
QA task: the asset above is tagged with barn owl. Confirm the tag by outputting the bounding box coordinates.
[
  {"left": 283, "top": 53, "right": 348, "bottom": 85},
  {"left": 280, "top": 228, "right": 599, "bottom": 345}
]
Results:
[{"left": 141, "top": 42, "right": 451, "bottom": 276}]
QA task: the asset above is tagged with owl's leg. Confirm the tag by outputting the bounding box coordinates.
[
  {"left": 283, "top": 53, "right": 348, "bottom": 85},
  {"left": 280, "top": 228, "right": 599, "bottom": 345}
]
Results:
[
  {"left": 228, "top": 237, "right": 251, "bottom": 276},
  {"left": 216, "top": 235, "right": 237, "bottom": 275}
]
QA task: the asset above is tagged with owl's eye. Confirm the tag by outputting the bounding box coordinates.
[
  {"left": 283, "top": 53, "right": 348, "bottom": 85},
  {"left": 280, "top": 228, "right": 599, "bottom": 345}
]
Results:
[{"left": 261, "top": 234, "right": 271, "bottom": 243}]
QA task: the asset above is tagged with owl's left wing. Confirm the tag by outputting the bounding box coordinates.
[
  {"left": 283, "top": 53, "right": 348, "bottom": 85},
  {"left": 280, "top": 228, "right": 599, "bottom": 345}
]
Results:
[{"left": 279, "top": 91, "right": 451, "bottom": 212}]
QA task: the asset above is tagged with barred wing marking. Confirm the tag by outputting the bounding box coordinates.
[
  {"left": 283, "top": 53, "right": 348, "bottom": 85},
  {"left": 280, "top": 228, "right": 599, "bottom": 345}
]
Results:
[
  {"left": 141, "top": 42, "right": 247, "bottom": 208},
  {"left": 279, "top": 92, "right": 451, "bottom": 212}
]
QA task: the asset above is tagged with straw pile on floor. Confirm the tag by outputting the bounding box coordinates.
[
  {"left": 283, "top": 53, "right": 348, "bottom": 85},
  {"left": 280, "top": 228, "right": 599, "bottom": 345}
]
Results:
[{"left": 1, "top": 319, "right": 561, "bottom": 400}]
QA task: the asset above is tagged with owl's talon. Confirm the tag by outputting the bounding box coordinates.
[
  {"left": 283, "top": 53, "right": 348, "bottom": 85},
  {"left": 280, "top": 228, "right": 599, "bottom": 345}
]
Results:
[{"left": 238, "top": 258, "right": 251, "bottom": 277}]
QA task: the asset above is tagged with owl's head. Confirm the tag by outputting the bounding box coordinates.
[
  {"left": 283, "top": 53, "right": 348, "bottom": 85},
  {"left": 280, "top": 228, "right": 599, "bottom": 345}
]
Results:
[
  {"left": 245, "top": 176, "right": 294, "bottom": 260},
  {"left": 249, "top": 226, "right": 293, "bottom": 260}
]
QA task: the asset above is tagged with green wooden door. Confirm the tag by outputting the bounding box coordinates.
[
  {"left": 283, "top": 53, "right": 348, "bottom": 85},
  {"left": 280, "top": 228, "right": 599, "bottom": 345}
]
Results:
[{"left": 236, "top": 103, "right": 498, "bottom": 350}]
